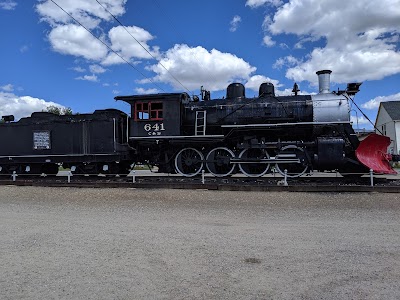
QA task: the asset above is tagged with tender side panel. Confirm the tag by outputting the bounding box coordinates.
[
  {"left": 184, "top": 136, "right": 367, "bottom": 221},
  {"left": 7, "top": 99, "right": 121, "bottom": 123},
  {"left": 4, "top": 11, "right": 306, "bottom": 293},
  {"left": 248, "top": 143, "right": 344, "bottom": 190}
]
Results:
[{"left": 0, "top": 110, "right": 130, "bottom": 164}]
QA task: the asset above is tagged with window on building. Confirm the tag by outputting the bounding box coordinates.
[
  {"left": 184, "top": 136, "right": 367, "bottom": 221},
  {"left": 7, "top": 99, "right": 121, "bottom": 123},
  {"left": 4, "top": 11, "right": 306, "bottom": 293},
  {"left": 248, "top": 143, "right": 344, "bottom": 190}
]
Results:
[
  {"left": 135, "top": 102, "right": 163, "bottom": 121},
  {"left": 382, "top": 124, "right": 386, "bottom": 135}
]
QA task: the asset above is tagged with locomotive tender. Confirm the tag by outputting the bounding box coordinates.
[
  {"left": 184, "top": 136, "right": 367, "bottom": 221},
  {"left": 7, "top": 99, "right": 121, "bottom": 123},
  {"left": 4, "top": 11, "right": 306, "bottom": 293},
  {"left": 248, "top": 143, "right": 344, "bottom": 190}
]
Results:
[
  {"left": 0, "top": 70, "right": 396, "bottom": 177},
  {"left": 0, "top": 109, "right": 132, "bottom": 175}
]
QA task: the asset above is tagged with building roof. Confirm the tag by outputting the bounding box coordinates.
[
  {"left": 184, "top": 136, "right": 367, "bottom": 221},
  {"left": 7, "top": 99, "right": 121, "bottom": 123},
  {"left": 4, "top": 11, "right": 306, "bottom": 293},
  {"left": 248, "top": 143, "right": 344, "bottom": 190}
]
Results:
[{"left": 380, "top": 101, "right": 400, "bottom": 121}]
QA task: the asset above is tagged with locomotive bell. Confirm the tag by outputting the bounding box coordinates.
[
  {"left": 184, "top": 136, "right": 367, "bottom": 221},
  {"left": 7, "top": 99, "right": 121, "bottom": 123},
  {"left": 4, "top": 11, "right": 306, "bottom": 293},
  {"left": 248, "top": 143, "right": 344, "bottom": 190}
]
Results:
[
  {"left": 316, "top": 69, "right": 332, "bottom": 94},
  {"left": 226, "top": 83, "right": 245, "bottom": 99}
]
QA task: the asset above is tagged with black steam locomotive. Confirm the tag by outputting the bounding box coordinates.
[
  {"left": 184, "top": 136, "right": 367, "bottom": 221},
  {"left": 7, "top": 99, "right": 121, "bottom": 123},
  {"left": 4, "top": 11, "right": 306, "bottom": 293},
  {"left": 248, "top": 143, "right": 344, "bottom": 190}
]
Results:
[{"left": 0, "top": 70, "right": 395, "bottom": 177}]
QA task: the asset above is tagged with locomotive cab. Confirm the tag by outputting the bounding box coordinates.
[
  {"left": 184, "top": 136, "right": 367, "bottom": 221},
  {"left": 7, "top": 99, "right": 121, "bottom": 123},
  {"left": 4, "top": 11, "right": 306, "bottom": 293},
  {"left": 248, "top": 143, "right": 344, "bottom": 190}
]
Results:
[{"left": 115, "top": 93, "right": 189, "bottom": 138}]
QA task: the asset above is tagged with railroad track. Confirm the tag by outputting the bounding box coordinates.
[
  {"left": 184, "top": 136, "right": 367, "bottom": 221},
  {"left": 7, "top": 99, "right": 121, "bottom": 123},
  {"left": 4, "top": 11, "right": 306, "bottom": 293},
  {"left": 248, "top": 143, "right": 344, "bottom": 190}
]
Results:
[{"left": 1, "top": 171, "right": 400, "bottom": 192}]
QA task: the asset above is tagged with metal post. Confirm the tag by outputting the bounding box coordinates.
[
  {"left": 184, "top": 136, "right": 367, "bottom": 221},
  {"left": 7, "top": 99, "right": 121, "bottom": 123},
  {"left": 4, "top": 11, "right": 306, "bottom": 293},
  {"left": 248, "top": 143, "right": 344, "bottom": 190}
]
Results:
[
  {"left": 12, "top": 171, "right": 17, "bottom": 182},
  {"left": 67, "top": 171, "right": 72, "bottom": 183},
  {"left": 132, "top": 170, "right": 136, "bottom": 183},
  {"left": 284, "top": 169, "right": 288, "bottom": 186},
  {"left": 370, "top": 169, "right": 374, "bottom": 187},
  {"left": 202, "top": 170, "right": 205, "bottom": 184}
]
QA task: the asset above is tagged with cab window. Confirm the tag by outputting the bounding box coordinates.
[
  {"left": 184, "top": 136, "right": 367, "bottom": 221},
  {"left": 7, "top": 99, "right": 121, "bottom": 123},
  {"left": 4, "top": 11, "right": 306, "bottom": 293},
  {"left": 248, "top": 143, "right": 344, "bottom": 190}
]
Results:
[{"left": 135, "top": 102, "right": 163, "bottom": 121}]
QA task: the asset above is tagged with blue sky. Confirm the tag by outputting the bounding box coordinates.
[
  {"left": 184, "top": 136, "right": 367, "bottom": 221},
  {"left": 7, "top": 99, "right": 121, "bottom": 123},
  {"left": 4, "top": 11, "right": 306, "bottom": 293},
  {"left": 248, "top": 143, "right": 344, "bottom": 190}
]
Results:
[{"left": 1, "top": 0, "right": 399, "bottom": 130}]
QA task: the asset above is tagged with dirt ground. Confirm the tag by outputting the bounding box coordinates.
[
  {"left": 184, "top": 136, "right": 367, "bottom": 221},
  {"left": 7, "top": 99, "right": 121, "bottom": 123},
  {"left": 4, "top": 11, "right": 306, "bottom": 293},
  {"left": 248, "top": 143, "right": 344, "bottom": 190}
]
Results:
[{"left": 0, "top": 186, "right": 399, "bottom": 299}]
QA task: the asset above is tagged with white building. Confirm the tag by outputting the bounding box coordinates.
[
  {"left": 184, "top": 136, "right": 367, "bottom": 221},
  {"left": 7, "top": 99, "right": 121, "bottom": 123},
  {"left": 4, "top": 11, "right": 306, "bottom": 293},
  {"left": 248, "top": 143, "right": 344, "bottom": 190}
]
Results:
[{"left": 375, "top": 101, "right": 400, "bottom": 154}]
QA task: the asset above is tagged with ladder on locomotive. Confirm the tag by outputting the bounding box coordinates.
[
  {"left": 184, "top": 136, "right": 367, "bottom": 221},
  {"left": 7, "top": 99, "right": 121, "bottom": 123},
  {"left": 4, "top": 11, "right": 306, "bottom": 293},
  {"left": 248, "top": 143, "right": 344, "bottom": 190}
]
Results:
[{"left": 195, "top": 110, "right": 207, "bottom": 136}]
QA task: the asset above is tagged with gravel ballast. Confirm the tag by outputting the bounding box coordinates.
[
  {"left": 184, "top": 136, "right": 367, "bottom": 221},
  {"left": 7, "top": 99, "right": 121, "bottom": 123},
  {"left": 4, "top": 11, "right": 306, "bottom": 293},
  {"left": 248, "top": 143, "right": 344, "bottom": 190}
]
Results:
[{"left": 0, "top": 186, "right": 399, "bottom": 299}]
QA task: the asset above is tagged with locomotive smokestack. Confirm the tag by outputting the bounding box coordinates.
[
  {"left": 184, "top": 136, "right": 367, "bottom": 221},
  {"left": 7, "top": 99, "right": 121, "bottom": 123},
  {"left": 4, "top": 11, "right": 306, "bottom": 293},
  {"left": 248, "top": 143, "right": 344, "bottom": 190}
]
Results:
[{"left": 316, "top": 70, "right": 332, "bottom": 94}]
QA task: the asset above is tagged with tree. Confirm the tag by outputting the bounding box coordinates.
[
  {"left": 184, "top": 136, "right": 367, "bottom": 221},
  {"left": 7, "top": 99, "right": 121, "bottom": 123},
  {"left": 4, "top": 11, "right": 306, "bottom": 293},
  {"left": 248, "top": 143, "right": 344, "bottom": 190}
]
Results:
[
  {"left": 43, "top": 105, "right": 73, "bottom": 115},
  {"left": 62, "top": 107, "right": 73, "bottom": 115}
]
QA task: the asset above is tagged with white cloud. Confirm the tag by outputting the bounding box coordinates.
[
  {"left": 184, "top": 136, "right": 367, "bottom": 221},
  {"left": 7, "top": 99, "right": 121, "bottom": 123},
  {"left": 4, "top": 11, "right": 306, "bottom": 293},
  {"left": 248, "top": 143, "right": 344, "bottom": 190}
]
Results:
[
  {"left": 230, "top": 15, "right": 241, "bottom": 32},
  {"left": 36, "top": 0, "right": 163, "bottom": 89},
  {"left": 37, "top": 1, "right": 159, "bottom": 66},
  {"left": 89, "top": 64, "right": 106, "bottom": 74},
  {"left": 273, "top": 55, "right": 301, "bottom": 69},
  {"left": 107, "top": 25, "right": 159, "bottom": 61},
  {"left": 145, "top": 44, "right": 256, "bottom": 91},
  {"left": 45, "top": 23, "right": 159, "bottom": 66},
  {"left": 361, "top": 93, "right": 400, "bottom": 109},
  {"left": 0, "top": 92, "right": 67, "bottom": 121},
  {"left": 245, "top": 76, "right": 311, "bottom": 96},
  {"left": 246, "top": 0, "right": 282, "bottom": 8},
  {"left": 351, "top": 115, "right": 371, "bottom": 126},
  {"left": 275, "top": 88, "right": 301, "bottom": 96},
  {"left": 285, "top": 38, "right": 400, "bottom": 84},
  {"left": 0, "top": 1, "right": 17, "bottom": 10},
  {"left": 279, "top": 43, "right": 289, "bottom": 49},
  {"left": 112, "top": 90, "right": 120, "bottom": 95},
  {"left": 101, "top": 53, "right": 125, "bottom": 66},
  {"left": 135, "top": 88, "right": 159, "bottom": 94},
  {"left": 48, "top": 24, "right": 108, "bottom": 61},
  {"left": 71, "top": 66, "right": 86, "bottom": 73},
  {"left": 20, "top": 45, "right": 29, "bottom": 53},
  {"left": 259, "top": 0, "right": 400, "bottom": 84},
  {"left": 36, "top": 0, "right": 127, "bottom": 29},
  {"left": 245, "top": 75, "right": 282, "bottom": 92},
  {"left": 1, "top": 84, "right": 14, "bottom": 92},
  {"left": 293, "top": 36, "right": 321, "bottom": 50},
  {"left": 262, "top": 35, "right": 276, "bottom": 47},
  {"left": 75, "top": 74, "right": 98, "bottom": 82}
]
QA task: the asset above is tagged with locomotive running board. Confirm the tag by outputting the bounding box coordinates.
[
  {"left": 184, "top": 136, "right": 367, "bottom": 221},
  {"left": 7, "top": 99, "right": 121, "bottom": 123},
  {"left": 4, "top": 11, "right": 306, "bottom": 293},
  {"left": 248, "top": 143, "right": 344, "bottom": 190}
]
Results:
[
  {"left": 230, "top": 156, "right": 300, "bottom": 164},
  {"left": 356, "top": 133, "right": 397, "bottom": 174},
  {"left": 129, "top": 135, "right": 224, "bottom": 140},
  {"left": 221, "top": 121, "right": 351, "bottom": 128}
]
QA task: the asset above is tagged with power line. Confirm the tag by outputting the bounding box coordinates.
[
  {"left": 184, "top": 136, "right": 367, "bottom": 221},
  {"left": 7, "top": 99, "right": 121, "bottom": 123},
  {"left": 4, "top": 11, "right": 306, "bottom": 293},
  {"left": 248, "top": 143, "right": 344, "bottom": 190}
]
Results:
[
  {"left": 150, "top": 0, "right": 219, "bottom": 95},
  {"left": 94, "top": 0, "right": 192, "bottom": 94},
  {"left": 347, "top": 95, "right": 382, "bottom": 134},
  {"left": 49, "top": 0, "right": 166, "bottom": 92}
]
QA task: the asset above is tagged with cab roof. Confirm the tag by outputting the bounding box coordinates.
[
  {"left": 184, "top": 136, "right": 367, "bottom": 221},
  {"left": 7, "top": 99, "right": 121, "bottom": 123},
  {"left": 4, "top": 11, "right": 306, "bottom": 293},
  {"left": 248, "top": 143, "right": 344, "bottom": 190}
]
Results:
[{"left": 114, "top": 93, "right": 189, "bottom": 103}]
